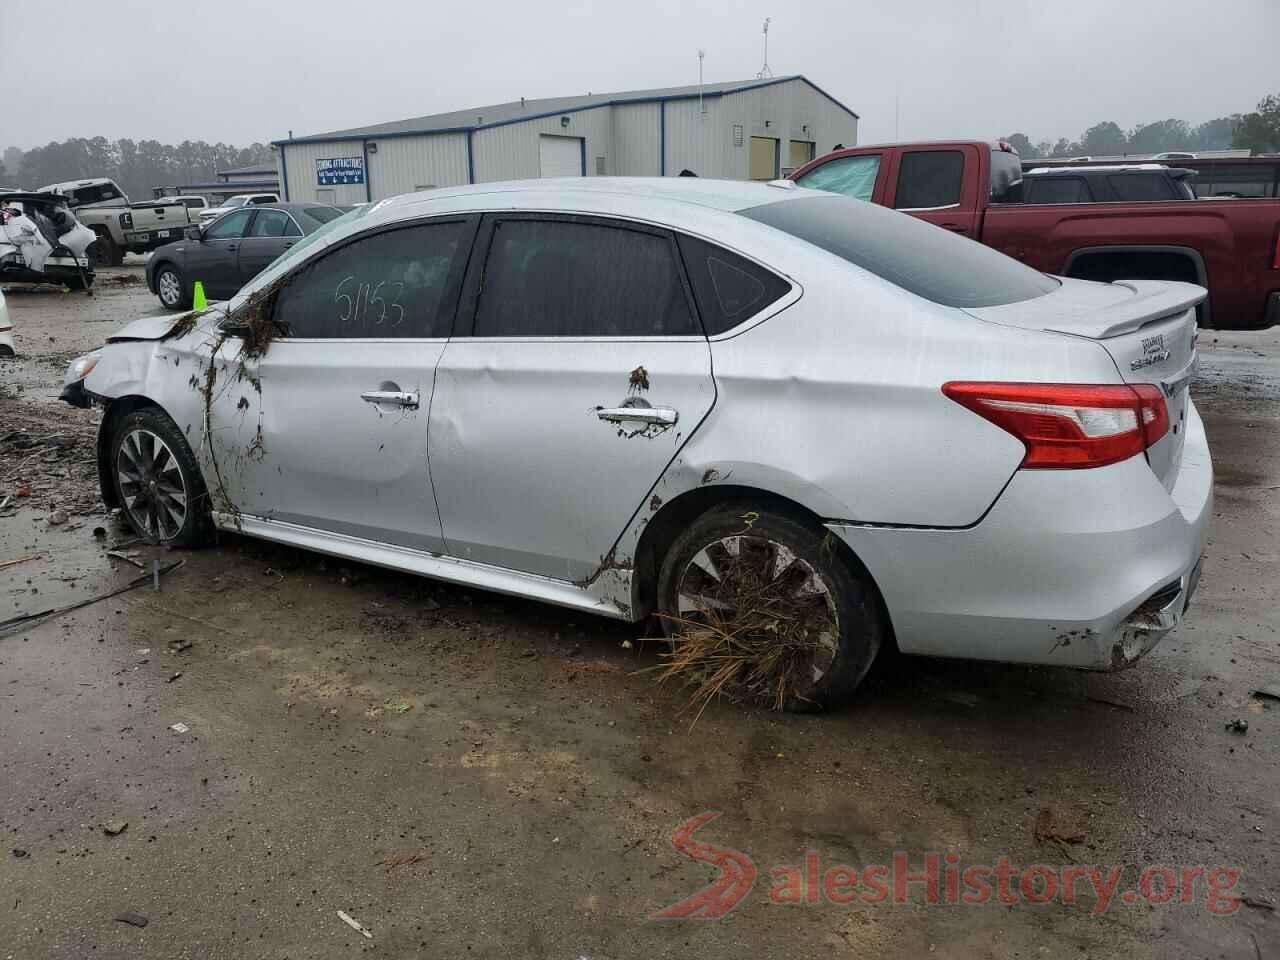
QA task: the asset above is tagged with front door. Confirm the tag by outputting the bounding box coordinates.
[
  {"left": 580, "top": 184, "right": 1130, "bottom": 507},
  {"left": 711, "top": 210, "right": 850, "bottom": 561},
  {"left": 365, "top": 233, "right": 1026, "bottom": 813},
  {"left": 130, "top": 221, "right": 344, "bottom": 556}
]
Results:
[
  {"left": 428, "top": 214, "right": 715, "bottom": 582},
  {"left": 188, "top": 208, "right": 253, "bottom": 298},
  {"left": 204, "top": 216, "right": 474, "bottom": 552},
  {"left": 237, "top": 208, "right": 302, "bottom": 285}
]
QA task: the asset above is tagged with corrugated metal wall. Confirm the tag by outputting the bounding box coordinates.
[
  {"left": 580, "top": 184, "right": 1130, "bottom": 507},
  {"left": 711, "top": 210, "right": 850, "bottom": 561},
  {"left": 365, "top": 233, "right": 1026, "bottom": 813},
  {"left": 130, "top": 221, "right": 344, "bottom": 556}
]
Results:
[
  {"left": 280, "top": 139, "right": 367, "bottom": 205},
  {"left": 714, "top": 79, "right": 858, "bottom": 180},
  {"left": 368, "top": 134, "right": 469, "bottom": 196},
  {"left": 279, "top": 79, "right": 858, "bottom": 201},
  {"left": 472, "top": 105, "right": 613, "bottom": 182},
  {"left": 663, "top": 98, "right": 728, "bottom": 177},
  {"left": 611, "top": 103, "right": 661, "bottom": 176}
]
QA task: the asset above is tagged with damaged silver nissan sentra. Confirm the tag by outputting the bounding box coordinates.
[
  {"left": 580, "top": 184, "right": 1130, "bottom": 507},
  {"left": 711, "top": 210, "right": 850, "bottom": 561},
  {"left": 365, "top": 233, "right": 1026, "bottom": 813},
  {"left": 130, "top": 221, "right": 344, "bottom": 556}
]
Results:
[{"left": 61, "top": 179, "right": 1212, "bottom": 705}]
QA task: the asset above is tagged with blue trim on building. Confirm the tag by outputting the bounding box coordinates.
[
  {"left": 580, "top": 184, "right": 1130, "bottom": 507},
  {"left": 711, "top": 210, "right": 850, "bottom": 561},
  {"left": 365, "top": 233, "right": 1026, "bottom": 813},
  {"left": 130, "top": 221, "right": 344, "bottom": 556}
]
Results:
[
  {"left": 466, "top": 131, "right": 475, "bottom": 184},
  {"left": 270, "top": 75, "right": 859, "bottom": 147},
  {"left": 361, "top": 139, "right": 372, "bottom": 202},
  {"left": 659, "top": 101, "right": 666, "bottom": 176}
]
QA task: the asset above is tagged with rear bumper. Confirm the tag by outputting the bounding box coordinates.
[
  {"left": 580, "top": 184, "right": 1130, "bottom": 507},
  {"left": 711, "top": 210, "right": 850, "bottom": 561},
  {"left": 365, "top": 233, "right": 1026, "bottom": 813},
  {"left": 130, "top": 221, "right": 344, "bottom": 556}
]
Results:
[
  {"left": 126, "top": 228, "right": 184, "bottom": 250},
  {"left": 829, "top": 400, "right": 1213, "bottom": 670}
]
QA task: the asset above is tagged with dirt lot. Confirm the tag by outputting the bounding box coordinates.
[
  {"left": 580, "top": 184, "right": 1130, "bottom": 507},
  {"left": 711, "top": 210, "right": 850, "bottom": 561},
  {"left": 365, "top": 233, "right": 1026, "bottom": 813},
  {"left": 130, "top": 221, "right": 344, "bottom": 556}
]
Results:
[{"left": 2, "top": 265, "right": 1278, "bottom": 959}]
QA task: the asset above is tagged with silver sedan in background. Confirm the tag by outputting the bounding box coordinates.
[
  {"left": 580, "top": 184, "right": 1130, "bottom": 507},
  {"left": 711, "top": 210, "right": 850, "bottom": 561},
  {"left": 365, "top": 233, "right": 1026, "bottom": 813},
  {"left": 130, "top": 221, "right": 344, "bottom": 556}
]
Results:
[{"left": 61, "top": 179, "right": 1211, "bottom": 706}]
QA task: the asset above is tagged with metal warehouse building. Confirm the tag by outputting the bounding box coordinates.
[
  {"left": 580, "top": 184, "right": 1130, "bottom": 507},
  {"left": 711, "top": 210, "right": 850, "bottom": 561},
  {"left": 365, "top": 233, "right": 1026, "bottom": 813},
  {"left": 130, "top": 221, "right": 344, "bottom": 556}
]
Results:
[{"left": 273, "top": 75, "right": 858, "bottom": 204}]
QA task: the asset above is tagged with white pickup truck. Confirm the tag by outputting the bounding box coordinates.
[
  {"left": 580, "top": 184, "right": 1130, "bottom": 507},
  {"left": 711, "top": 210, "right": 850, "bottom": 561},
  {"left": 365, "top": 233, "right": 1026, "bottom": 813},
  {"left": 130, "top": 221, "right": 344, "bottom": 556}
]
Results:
[{"left": 37, "top": 178, "right": 199, "bottom": 267}]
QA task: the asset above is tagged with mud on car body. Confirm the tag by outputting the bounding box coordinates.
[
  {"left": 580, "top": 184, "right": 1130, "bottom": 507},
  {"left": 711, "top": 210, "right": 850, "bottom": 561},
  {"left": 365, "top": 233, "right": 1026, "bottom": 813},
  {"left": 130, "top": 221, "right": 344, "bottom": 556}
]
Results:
[{"left": 61, "top": 180, "right": 1212, "bottom": 708}]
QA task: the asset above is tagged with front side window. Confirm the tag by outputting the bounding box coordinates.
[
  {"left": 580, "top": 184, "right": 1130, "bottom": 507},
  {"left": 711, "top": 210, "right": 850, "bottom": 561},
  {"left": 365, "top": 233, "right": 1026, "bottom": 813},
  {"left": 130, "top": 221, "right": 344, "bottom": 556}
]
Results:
[
  {"left": 795, "top": 155, "right": 881, "bottom": 202},
  {"left": 473, "top": 219, "right": 697, "bottom": 337},
  {"left": 894, "top": 150, "right": 964, "bottom": 209},
  {"left": 272, "top": 222, "right": 465, "bottom": 338},
  {"left": 1026, "top": 178, "right": 1093, "bottom": 204},
  {"left": 204, "top": 209, "right": 253, "bottom": 240},
  {"left": 1107, "top": 174, "right": 1175, "bottom": 201}
]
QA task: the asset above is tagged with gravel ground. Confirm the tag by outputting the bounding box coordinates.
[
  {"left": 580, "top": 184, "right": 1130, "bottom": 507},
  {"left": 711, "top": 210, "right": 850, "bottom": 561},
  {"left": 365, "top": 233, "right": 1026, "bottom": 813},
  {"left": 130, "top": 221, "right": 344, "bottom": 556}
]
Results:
[{"left": 1, "top": 266, "right": 1278, "bottom": 959}]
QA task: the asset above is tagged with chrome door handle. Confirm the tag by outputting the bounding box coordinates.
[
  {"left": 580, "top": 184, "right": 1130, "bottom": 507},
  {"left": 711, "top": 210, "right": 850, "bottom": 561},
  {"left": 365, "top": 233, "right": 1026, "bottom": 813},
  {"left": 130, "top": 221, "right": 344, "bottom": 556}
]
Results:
[
  {"left": 597, "top": 405, "right": 678, "bottom": 425},
  {"left": 361, "top": 390, "right": 419, "bottom": 409}
]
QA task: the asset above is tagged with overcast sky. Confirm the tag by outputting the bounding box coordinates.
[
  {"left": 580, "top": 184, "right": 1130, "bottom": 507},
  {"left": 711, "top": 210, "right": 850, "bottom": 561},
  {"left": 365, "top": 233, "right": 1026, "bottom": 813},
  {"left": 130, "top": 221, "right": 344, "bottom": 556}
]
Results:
[{"left": 2, "top": 0, "right": 1276, "bottom": 150}]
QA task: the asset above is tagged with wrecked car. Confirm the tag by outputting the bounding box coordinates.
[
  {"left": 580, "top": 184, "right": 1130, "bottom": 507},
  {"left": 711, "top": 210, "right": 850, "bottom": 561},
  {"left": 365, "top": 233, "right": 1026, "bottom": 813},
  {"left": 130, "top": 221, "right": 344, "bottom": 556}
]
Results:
[
  {"left": 60, "top": 179, "right": 1212, "bottom": 705},
  {"left": 0, "top": 192, "right": 95, "bottom": 290}
]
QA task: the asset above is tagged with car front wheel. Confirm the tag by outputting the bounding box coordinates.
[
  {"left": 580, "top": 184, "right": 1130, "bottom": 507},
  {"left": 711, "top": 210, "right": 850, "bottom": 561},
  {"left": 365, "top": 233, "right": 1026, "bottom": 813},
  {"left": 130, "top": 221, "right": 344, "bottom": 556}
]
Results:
[
  {"left": 656, "top": 504, "right": 884, "bottom": 711},
  {"left": 110, "top": 408, "right": 211, "bottom": 546},
  {"left": 154, "top": 264, "right": 190, "bottom": 310}
]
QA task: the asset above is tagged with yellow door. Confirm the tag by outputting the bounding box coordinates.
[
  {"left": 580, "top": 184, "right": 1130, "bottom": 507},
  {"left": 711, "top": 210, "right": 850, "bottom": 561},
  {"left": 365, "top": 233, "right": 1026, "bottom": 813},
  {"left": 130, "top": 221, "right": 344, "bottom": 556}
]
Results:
[
  {"left": 788, "top": 140, "right": 815, "bottom": 170},
  {"left": 749, "top": 137, "right": 778, "bottom": 180}
]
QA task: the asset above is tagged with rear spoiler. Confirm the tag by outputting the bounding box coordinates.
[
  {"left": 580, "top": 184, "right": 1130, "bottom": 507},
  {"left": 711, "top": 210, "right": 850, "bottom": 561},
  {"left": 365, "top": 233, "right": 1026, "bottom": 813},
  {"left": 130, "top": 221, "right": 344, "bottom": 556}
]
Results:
[{"left": 1045, "top": 280, "right": 1206, "bottom": 339}]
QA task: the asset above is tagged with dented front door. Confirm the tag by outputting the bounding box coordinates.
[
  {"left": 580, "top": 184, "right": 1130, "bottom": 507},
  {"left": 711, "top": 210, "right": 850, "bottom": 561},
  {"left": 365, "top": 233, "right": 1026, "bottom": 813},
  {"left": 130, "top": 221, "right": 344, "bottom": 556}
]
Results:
[
  {"left": 202, "top": 216, "right": 475, "bottom": 552},
  {"left": 206, "top": 338, "right": 447, "bottom": 552}
]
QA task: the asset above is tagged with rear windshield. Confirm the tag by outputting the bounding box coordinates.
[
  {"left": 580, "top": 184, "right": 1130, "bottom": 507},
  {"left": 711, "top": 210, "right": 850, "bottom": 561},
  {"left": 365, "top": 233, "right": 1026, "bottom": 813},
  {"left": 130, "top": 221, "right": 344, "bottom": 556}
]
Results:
[
  {"left": 302, "top": 206, "right": 343, "bottom": 225},
  {"left": 741, "top": 194, "right": 1059, "bottom": 308}
]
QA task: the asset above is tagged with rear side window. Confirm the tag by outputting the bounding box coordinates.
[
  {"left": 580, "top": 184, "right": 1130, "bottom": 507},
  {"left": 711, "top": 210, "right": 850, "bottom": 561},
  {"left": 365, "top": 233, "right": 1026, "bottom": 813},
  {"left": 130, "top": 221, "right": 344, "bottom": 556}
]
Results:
[
  {"left": 742, "top": 195, "right": 1059, "bottom": 308},
  {"left": 474, "top": 219, "right": 697, "bottom": 337},
  {"left": 273, "top": 222, "right": 464, "bottom": 338},
  {"left": 794, "top": 155, "right": 881, "bottom": 202},
  {"left": 1107, "top": 174, "right": 1175, "bottom": 201},
  {"left": 1026, "top": 177, "right": 1094, "bottom": 204},
  {"left": 248, "top": 210, "right": 295, "bottom": 237},
  {"left": 677, "top": 235, "right": 791, "bottom": 335},
  {"left": 894, "top": 151, "right": 964, "bottom": 209}
]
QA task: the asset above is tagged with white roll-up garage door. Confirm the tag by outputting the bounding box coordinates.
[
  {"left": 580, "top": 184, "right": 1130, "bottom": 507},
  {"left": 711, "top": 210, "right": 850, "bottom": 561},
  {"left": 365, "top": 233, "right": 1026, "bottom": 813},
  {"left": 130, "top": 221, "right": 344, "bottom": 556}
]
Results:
[{"left": 539, "top": 135, "right": 583, "bottom": 178}]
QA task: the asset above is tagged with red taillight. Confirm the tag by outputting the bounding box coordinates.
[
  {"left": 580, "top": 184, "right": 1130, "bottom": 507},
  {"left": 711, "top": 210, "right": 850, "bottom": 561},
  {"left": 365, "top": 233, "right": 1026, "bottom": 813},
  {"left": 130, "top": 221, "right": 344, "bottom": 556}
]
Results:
[{"left": 942, "top": 382, "right": 1170, "bottom": 469}]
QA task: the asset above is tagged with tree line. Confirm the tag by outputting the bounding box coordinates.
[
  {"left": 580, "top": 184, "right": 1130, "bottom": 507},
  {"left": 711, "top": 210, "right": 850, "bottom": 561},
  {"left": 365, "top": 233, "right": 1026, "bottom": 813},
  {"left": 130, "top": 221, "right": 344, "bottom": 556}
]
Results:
[
  {"left": 1005, "top": 92, "right": 1280, "bottom": 159},
  {"left": 0, "top": 139, "right": 274, "bottom": 201}
]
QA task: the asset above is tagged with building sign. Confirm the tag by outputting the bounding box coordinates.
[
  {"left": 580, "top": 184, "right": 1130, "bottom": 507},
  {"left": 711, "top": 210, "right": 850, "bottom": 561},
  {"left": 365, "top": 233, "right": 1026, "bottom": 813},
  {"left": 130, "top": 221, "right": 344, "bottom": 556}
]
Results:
[{"left": 316, "top": 157, "right": 365, "bottom": 185}]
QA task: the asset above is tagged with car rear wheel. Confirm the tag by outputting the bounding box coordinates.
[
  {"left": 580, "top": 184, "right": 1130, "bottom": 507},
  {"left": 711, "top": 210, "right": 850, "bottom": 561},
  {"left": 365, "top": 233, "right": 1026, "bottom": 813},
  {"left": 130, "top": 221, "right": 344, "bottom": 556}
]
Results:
[
  {"left": 154, "top": 264, "right": 190, "bottom": 310},
  {"left": 656, "top": 504, "right": 884, "bottom": 711},
  {"left": 110, "top": 408, "right": 211, "bottom": 546}
]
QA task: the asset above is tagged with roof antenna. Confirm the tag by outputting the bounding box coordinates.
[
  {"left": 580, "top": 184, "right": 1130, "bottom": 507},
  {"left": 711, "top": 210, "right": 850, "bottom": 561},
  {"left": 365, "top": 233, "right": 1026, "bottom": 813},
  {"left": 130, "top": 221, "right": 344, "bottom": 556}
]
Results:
[{"left": 756, "top": 18, "right": 773, "bottom": 79}]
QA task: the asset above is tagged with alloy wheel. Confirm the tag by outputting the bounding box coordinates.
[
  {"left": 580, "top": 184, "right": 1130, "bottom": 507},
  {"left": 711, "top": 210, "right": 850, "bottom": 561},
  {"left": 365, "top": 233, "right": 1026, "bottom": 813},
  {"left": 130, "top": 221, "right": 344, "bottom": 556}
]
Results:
[
  {"left": 116, "top": 428, "right": 189, "bottom": 541},
  {"left": 157, "top": 270, "right": 182, "bottom": 308},
  {"left": 675, "top": 534, "right": 840, "bottom": 688}
]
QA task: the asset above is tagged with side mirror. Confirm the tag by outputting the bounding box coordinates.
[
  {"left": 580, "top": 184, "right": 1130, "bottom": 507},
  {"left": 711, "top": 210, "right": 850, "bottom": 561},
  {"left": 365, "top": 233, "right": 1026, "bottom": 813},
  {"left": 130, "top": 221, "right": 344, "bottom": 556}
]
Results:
[{"left": 185, "top": 225, "right": 202, "bottom": 241}]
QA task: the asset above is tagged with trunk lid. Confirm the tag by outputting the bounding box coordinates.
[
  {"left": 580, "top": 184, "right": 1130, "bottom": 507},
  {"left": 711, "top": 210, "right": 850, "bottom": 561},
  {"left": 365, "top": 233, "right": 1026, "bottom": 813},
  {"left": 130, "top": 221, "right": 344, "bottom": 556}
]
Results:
[{"left": 965, "top": 277, "right": 1205, "bottom": 490}]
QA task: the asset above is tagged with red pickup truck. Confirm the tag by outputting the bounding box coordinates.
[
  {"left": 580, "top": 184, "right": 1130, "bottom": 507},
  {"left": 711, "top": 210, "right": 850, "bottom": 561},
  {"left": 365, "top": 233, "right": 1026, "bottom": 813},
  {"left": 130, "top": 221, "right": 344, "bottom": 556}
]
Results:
[{"left": 789, "top": 141, "right": 1280, "bottom": 330}]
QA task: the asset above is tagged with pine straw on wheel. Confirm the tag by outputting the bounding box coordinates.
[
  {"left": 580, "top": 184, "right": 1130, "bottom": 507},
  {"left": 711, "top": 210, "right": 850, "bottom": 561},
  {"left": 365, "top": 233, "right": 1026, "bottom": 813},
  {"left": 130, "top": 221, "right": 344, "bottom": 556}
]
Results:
[{"left": 651, "top": 558, "right": 836, "bottom": 721}]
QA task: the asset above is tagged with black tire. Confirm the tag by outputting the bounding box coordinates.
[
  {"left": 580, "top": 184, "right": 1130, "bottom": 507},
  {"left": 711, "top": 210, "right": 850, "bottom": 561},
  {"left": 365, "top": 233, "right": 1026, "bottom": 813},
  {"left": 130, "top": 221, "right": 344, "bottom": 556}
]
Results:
[
  {"left": 153, "top": 263, "right": 190, "bottom": 310},
  {"left": 109, "top": 407, "right": 212, "bottom": 547},
  {"left": 91, "top": 233, "right": 124, "bottom": 268},
  {"left": 656, "top": 503, "right": 883, "bottom": 711},
  {"left": 65, "top": 272, "right": 94, "bottom": 292}
]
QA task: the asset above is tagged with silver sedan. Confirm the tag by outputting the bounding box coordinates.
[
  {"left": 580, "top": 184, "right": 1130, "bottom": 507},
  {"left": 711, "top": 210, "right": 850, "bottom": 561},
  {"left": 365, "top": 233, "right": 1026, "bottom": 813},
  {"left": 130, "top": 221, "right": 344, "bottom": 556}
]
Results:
[{"left": 61, "top": 179, "right": 1212, "bottom": 706}]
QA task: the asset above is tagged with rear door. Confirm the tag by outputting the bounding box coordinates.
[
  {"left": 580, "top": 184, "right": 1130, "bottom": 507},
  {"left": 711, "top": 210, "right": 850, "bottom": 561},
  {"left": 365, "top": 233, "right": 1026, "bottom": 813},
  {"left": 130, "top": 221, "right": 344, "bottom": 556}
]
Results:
[
  {"left": 237, "top": 209, "right": 302, "bottom": 284},
  {"left": 887, "top": 146, "right": 982, "bottom": 237},
  {"left": 186, "top": 208, "right": 253, "bottom": 298},
  {"left": 428, "top": 213, "right": 715, "bottom": 581}
]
